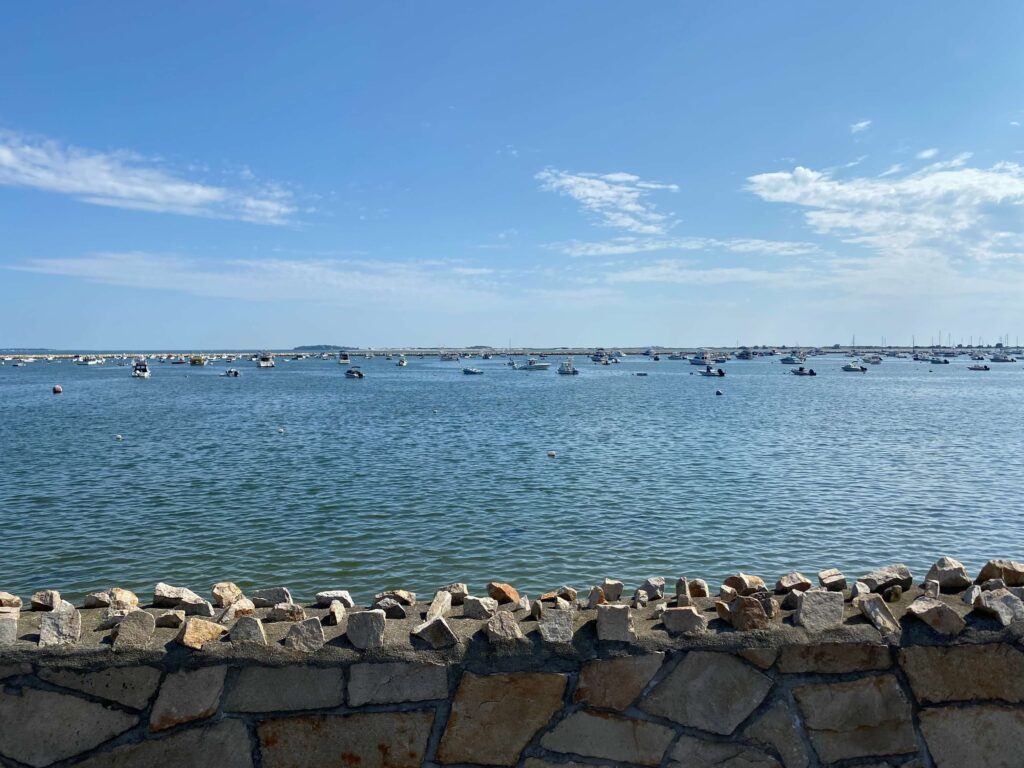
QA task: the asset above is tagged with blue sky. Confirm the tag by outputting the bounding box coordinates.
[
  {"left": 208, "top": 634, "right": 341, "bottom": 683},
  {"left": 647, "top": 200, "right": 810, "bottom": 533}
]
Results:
[{"left": 3, "top": 2, "right": 1024, "bottom": 348}]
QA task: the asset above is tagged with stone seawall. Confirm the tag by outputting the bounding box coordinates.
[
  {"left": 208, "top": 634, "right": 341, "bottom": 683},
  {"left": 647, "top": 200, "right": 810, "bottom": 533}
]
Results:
[{"left": 2, "top": 558, "right": 1024, "bottom": 766}]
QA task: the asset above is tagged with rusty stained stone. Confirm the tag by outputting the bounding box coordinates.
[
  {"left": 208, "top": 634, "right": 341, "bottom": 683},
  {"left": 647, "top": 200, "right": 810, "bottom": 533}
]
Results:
[
  {"left": 211, "top": 581, "right": 244, "bottom": 608},
  {"left": 438, "top": 672, "right": 567, "bottom": 766},
  {"left": 259, "top": 711, "right": 434, "bottom": 768},
  {"left": 900, "top": 644, "right": 1024, "bottom": 704},
  {"left": 486, "top": 581, "right": 520, "bottom": 604},
  {"left": 574, "top": 653, "right": 664, "bottom": 710},
  {"left": 777, "top": 643, "right": 890, "bottom": 674}
]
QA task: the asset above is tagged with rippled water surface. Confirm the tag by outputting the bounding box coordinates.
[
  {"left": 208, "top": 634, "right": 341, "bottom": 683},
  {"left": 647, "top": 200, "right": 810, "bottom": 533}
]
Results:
[{"left": 2, "top": 355, "right": 1022, "bottom": 602}]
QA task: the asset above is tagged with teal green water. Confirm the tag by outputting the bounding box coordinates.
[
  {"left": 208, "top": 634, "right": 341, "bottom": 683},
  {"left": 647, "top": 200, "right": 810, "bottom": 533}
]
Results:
[{"left": 2, "top": 355, "right": 1022, "bottom": 602}]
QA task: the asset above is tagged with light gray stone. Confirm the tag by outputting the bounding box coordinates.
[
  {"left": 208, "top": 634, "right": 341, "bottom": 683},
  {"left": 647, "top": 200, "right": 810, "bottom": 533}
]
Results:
[
  {"left": 74, "top": 719, "right": 253, "bottom": 768},
  {"left": 265, "top": 602, "right": 305, "bottom": 622},
  {"left": 315, "top": 589, "right": 354, "bottom": 608},
  {"left": 112, "top": 609, "right": 155, "bottom": 651},
  {"left": 974, "top": 588, "right": 1024, "bottom": 626},
  {"left": 153, "top": 582, "right": 201, "bottom": 607},
  {"left": 217, "top": 597, "right": 255, "bottom": 624},
  {"left": 963, "top": 584, "right": 982, "bottom": 605},
  {"left": 923, "top": 579, "right": 940, "bottom": 598},
  {"left": 2, "top": 614, "right": 21, "bottom": 645},
  {"left": 374, "top": 589, "right": 416, "bottom": 606},
  {"left": 38, "top": 666, "right": 161, "bottom": 709},
  {"left": 920, "top": 703, "right": 1024, "bottom": 768},
  {"left": 498, "top": 594, "right": 529, "bottom": 612},
  {"left": 97, "top": 607, "right": 131, "bottom": 630},
  {"left": 150, "top": 666, "right": 226, "bottom": 731},
  {"left": 795, "top": 590, "right": 844, "bottom": 632},
  {"left": 745, "top": 699, "right": 810, "bottom": 768},
  {"left": 375, "top": 597, "right": 408, "bottom": 618},
  {"left": 793, "top": 675, "right": 916, "bottom": 763},
  {"left": 818, "top": 568, "right": 848, "bottom": 591},
  {"left": 440, "top": 582, "right": 469, "bottom": 605},
  {"left": 485, "top": 611, "right": 523, "bottom": 641},
  {"left": 155, "top": 609, "right": 185, "bottom": 628},
  {"left": 0, "top": 687, "right": 138, "bottom": 767},
  {"left": 283, "top": 617, "right": 325, "bottom": 652},
  {"left": 30, "top": 589, "right": 60, "bottom": 611},
  {"left": 250, "top": 586, "right": 292, "bottom": 607},
  {"left": 412, "top": 616, "right": 458, "bottom": 648},
  {"left": 229, "top": 616, "right": 267, "bottom": 646},
  {"left": 538, "top": 609, "right": 574, "bottom": 643},
  {"left": 776, "top": 571, "right": 813, "bottom": 593},
  {"left": 211, "top": 581, "right": 244, "bottom": 607},
  {"left": 906, "top": 597, "right": 965, "bottom": 636},
  {"left": 926, "top": 556, "right": 971, "bottom": 591},
  {"left": 179, "top": 595, "right": 215, "bottom": 617},
  {"left": 663, "top": 605, "right": 708, "bottom": 635},
  {"left": 630, "top": 590, "right": 649, "bottom": 609},
  {"left": 426, "top": 589, "right": 452, "bottom": 621},
  {"left": 259, "top": 711, "right": 432, "bottom": 768},
  {"left": 856, "top": 593, "right": 901, "bottom": 636},
  {"left": 781, "top": 588, "right": 805, "bottom": 610},
  {"left": 39, "top": 601, "right": 81, "bottom": 646},
  {"left": 639, "top": 576, "right": 666, "bottom": 600},
  {"left": 463, "top": 595, "right": 498, "bottom": 619},
  {"left": 541, "top": 710, "right": 675, "bottom": 766},
  {"left": 976, "top": 559, "right": 1024, "bottom": 586},
  {"left": 640, "top": 651, "right": 773, "bottom": 735},
  {"left": 602, "top": 578, "right": 624, "bottom": 601},
  {"left": 597, "top": 603, "right": 636, "bottom": 641},
  {"left": 225, "top": 666, "right": 345, "bottom": 712},
  {"left": 323, "top": 599, "right": 347, "bottom": 626},
  {"left": 850, "top": 580, "right": 870, "bottom": 600},
  {"left": 347, "top": 609, "right": 386, "bottom": 649},
  {"left": 690, "top": 578, "right": 710, "bottom": 597},
  {"left": 982, "top": 578, "right": 1008, "bottom": 591},
  {"left": 348, "top": 662, "right": 448, "bottom": 706},
  {"left": 666, "top": 733, "right": 781, "bottom": 768},
  {"left": 860, "top": 564, "right": 914, "bottom": 593}
]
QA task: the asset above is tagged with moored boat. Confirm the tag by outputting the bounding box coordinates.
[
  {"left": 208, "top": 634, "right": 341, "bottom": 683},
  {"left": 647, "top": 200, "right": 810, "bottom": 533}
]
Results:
[
  {"left": 557, "top": 358, "right": 579, "bottom": 375},
  {"left": 344, "top": 367, "right": 364, "bottom": 378},
  {"left": 790, "top": 366, "right": 817, "bottom": 376},
  {"left": 462, "top": 367, "right": 483, "bottom": 375},
  {"left": 131, "top": 359, "right": 151, "bottom": 378},
  {"left": 842, "top": 362, "right": 867, "bottom": 372}
]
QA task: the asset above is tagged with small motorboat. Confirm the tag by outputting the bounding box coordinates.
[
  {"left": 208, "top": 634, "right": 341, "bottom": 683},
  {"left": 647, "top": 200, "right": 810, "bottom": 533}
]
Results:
[
  {"left": 462, "top": 367, "right": 484, "bottom": 375},
  {"left": 257, "top": 353, "right": 275, "bottom": 368},
  {"left": 520, "top": 358, "right": 551, "bottom": 371},
  {"left": 929, "top": 357, "right": 949, "bottom": 365},
  {"left": 557, "top": 358, "right": 579, "bottom": 375},
  {"left": 344, "top": 367, "right": 365, "bottom": 379},
  {"left": 698, "top": 365, "right": 725, "bottom": 377},
  {"left": 634, "top": 372, "right": 648, "bottom": 377},
  {"left": 842, "top": 362, "right": 867, "bottom": 372},
  {"left": 338, "top": 352, "right": 352, "bottom": 365},
  {"left": 780, "top": 355, "right": 806, "bottom": 365},
  {"left": 131, "top": 359, "right": 151, "bottom": 378},
  {"left": 396, "top": 356, "right": 408, "bottom": 367},
  {"left": 968, "top": 364, "right": 990, "bottom": 371},
  {"left": 791, "top": 367, "right": 817, "bottom": 376},
  {"left": 222, "top": 368, "right": 241, "bottom": 377}
]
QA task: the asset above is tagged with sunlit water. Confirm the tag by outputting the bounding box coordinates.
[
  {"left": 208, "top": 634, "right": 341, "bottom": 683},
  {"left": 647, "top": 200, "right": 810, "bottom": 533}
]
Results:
[{"left": 2, "top": 355, "right": 1022, "bottom": 603}]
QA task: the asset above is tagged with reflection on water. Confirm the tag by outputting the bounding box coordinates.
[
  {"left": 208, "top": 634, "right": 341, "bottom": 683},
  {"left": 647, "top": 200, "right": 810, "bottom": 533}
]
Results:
[{"left": 1, "top": 355, "right": 1022, "bottom": 601}]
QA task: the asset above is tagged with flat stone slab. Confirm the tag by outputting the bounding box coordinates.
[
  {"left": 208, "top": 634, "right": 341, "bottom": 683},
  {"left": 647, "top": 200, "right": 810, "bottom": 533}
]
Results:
[
  {"left": 640, "top": 651, "right": 772, "bottom": 735},
  {"left": 74, "top": 718, "right": 253, "bottom": 768},
  {"left": 666, "top": 733, "right": 781, "bottom": 768},
  {"left": 541, "top": 710, "right": 675, "bottom": 766},
  {"left": 574, "top": 653, "right": 664, "bottom": 711},
  {"left": 900, "top": 644, "right": 1024, "bottom": 704},
  {"left": 438, "top": 672, "right": 567, "bottom": 765},
  {"left": 348, "top": 661, "right": 448, "bottom": 706},
  {"left": 224, "top": 666, "right": 344, "bottom": 712},
  {"left": 258, "top": 711, "right": 434, "bottom": 768},
  {"left": 0, "top": 687, "right": 138, "bottom": 767},
  {"left": 777, "top": 643, "right": 891, "bottom": 674},
  {"left": 150, "top": 665, "right": 226, "bottom": 731},
  {"left": 919, "top": 704, "right": 1024, "bottom": 768},
  {"left": 38, "top": 666, "right": 162, "bottom": 710}
]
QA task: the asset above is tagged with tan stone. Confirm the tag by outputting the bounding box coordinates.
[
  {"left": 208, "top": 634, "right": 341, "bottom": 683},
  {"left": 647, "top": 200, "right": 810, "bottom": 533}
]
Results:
[
  {"left": 348, "top": 662, "right": 448, "bottom": 706},
  {"left": 739, "top": 647, "right": 779, "bottom": 669},
  {"left": 440, "top": 582, "right": 469, "bottom": 604},
  {"left": 265, "top": 602, "right": 305, "bottom": 622},
  {"left": 75, "top": 719, "right": 253, "bottom": 768},
  {"left": 324, "top": 599, "right": 346, "bottom": 627},
  {"left": 860, "top": 564, "right": 914, "bottom": 592},
  {"left": 0, "top": 687, "right": 138, "bottom": 767},
  {"left": 818, "top": 568, "right": 848, "bottom": 591},
  {"left": 217, "top": 597, "right": 255, "bottom": 624},
  {"left": 150, "top": 666, "right": 226, "bottom": 731},
  {"left": 541, "top": 710, "right": 675, "bottom": 766},
  {"left": 724, "top": 573, "right": 767, "bottom": 595},
  {"left": 597, "top": 603, "right": 636, "bottom": 641},
  {"left": 175, "top": 617, "right": 226, "bottom": 649},
  {"left": 0, "top": 592, "right": 21, "bottom": 608},
  {"left": 486, "top": 581, "right": 520, "bottom": 604},
  {"left": 900, "top": 644, "right": 1024, "bottom": 704},
  {"left": 153, "top": 581, "right": 202, "bottom": 607},
  {"left": 155, "top": 609, "right": 185, "bottom": 628},
  {"left": 856, "top": 593, "right": 901, "bottom": 636},
  {"left": 925, "top": 556, "right": 971, "bottom": 591},
  {"left": 484, "top": 611, "right": 523, "bottom": 642},
  {"left": 640, "top": 651, "right": 773, "bottom": 735},
  {"left": 30, "top": 589, "right": 60, "bottom": 611},
  {"left": 719, "top": 593, "right": 778, "bottom": 630},
  {"left": 745, "top": 699, "right": 810, "bottom": 768},
  {"left": 905, "top": 597, "right": 965, "bottom": 636},
  {"left": 575, "top": 653, "right": 664, "bottom": 710},
  {"left": 373, "top": 588, "right": 416, "bottom": 606},
  {"left": 976, "top": 559, "right": 1024, "bottom": 586},
  {"left": 776, "top": 571, "right": 813, "bottom": 593},
  {"left": 793, "top": 675, "right": 916, "bottom": 763},
  {"left": 211, "top": 581, "right": 244, "bottom": 607},
  {"left": 38, "top": 666, "right": 161, "bottom": 709},
  {"left": 426, "top": 589, "right": 453, "bottom": 621},
  {"left": 438, "top": 672, "right": 567, "bottom": 765},
  {"left": 689, "top": 578, "right": 710, "bottom": 597},
  {"left": 259, "top": 711, "right": 433, "bottom": 768},
  {"left": 777, "top": 643, "right": 890, "bottom": 674},
  {"left": 920, "top": 704, "right": 1024, "bottom": 768},
  {"left": 225, "top": 666, "right": 345, "bottom": 712},
  {"left": 666, "top": 733, "right": 781, "bottom": 768},
  {"left": 663, "top": 605, "right": 708, "bottom": 635}
]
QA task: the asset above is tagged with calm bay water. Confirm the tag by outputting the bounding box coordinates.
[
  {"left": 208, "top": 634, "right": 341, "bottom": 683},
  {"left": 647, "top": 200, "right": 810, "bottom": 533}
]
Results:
[{"left": 2, "top": 354, "right": 1022, "bottom": 603}]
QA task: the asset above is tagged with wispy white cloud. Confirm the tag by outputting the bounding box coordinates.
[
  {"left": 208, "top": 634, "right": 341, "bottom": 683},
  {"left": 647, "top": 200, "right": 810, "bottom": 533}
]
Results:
[
  {"left": 1012, "top": 121, "right": 1021, "bottom": 128},
  {"left": 536, "top": 168, "right": 679, "bottom": 235},
  {"left": 0, "top": 130, "right": 296, "bottom": 224},
  {"left": 605, "top": 260, "right": 812, "bottom": 287},
  {"left": 916, "top": 147, "right": 939, "bottom": 160},
  {"left": 552, "top": 236, "right": 821, "bottom": 258},
  {"left": 879, "top": 163, "right": 904, "bottom": 177},
  {"left": 850, "top": 119, "right": 872, "bottom": 134}
]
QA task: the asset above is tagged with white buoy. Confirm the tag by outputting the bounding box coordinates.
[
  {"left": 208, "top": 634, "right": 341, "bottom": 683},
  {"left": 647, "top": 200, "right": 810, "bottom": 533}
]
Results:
[
  {"left": 115, "top": 434, "right": 123, "bottom": 441},
  {"left": 278, "top": 427, "right": 285, "bottom": 433},
  {"left": 547, "top": 450, "right": 557, "bottom": 458}
]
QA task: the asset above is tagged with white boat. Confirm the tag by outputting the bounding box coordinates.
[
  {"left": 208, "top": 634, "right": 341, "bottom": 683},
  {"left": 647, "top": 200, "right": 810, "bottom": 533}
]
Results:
[
  {"left": 790, "top": 366, "right": 817, "bottom": 376},
  {"left": 520, "top": 358, "right": 551, "bottom": 371},
  {"left": 929, "top": 357, "right": 949, "bottom": 365},
  {"left": 780, "top": 354, "right": 805, "bottom": 365},
  {"left": 439, "top": 351, "right": 460, "bottom": 361},
  {"left": 338, "top": 352, "right": 352, "bottom": 365},
  {"left": 968, "top": 364, "right": 990, "bottom": 371},
  {"left": 131, "top": 359, "right": 151, "bottom": 378},
  {"left": 842, "top": 362, "right": 867, "bottom": 372},
  {"left": 690, "top": 350, "right": 713, "bottom": 366},
  {"left": 557, "top": 358, "right": 579, "bottom": 376},
  {"left": 591, "top": 348, "right": 608, "bottom": 362},
  {"left": 77, "top": 356, "right": 103, "bottom": 366},
  {"left": 257, "top": 353, "right": 275, "bottom": 368},
  {"left": 698, "top": 365, "right": 725, "bottom": 377},
  {"left": 462, "top": 367, "right": 483, "bottom": 375},
  {"left": 667, "top": 352, "right": 687, "bottom": 361},
  {"left": 344, "top": 367, "right": 365, "bottom": 379},
  {"left": 222, "top": 368, "right": 241, "bottom": 377},
  {"left": 862, "top": 354, "right": 882, "bottom": 365},
  {"left": 991, "top": 353, "right": 1017, "bottom": 363},
  {"left": 397, "top": 356, "right": 408, "bottom": 367}
]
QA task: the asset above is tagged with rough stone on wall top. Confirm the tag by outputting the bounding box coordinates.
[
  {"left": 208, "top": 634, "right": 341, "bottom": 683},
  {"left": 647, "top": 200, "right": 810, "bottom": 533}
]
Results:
[
  {"left": 31, "top": 589, "right": 60, "bottom": 611},
  {"left": 153, "top": 582, "right": 201, "bottom": 607},
  {"left": 347, "top": 609, "right": 386, "bottom": 650},
  {"left": 597, "top": 603, "right": 636, "bottom": 641},
  {"left": 176, "top": 617, "right": 226, "bottom": 649},
  {"left": 905, "top": 597, "right": 965, "bottom": 636},
  {"left": 925, "top": 556, "right": 971, "bottom": 592},
  {"left": 859, "top": 564, "right": 914, "bottom": 593},
  {"left": 315, "top": 589, "right": 354, "bottom": 608},
  {"left": 640, "top": 651, "right": 773, "bottom": 735},
  {"left": 211, "top": 581, "right": 244, "bottom": 607},
  {"left": 283, "top": 617, "right": 325, "bottom": 653},
  {"left": 39, "top": 600, "right": 81, "bottom": 647}
]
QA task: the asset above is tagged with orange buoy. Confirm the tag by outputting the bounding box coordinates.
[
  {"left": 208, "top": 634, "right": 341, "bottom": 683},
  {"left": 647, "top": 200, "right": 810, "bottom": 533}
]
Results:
[{"left": 52, "top": 385, "right": 63, "bottom": 394}]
